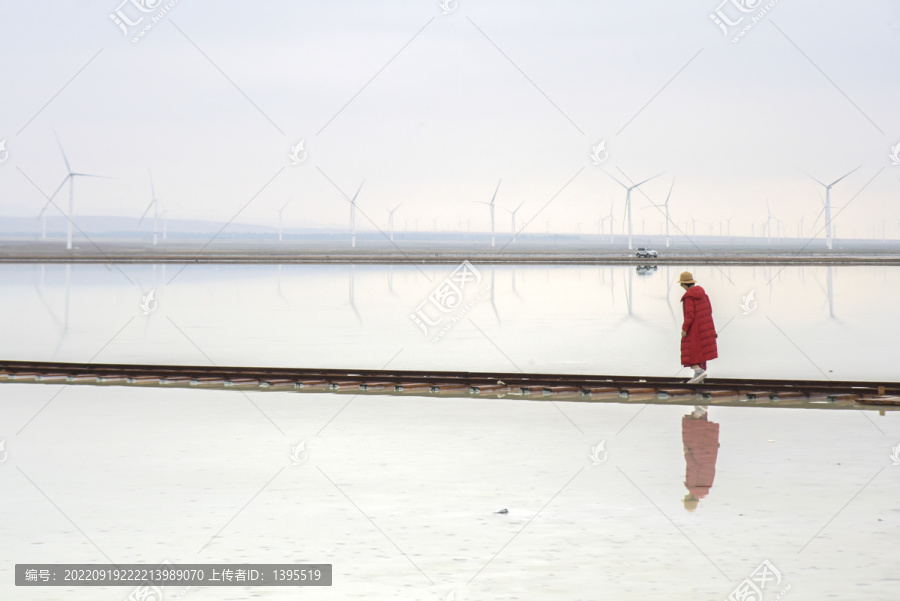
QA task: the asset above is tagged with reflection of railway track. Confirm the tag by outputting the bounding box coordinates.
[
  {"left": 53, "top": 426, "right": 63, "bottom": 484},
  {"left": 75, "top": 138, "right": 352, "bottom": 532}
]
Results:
[{"left": 2, "top": 360, "right": 898, "bottom": 411}]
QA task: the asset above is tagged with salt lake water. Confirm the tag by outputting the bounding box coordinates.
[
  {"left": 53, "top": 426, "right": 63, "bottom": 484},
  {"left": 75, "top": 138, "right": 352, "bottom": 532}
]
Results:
[{"left": 1, "top": 262, "right": 899, "bottom": 600}]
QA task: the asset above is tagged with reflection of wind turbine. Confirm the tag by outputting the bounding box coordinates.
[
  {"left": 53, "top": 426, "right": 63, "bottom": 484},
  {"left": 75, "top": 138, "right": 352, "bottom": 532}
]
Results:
[
  {"left": 602, "top": 170, "right": 662, "bottom": 250},
  {"left": 138, "top": 172, "right": 162, "bottom": 245},
  {"left": 803, "top": 166, "right": 860, "bottom": 250},
  {"left": 349, "top": 182, "right": 364, "bottom": 248},
  {"left": 348, "top": 265, "right": 361, "bottom": 323},
  {"left": 504, "top": 200, "right": 524, "bottom": 243},
  {"left": 489, "top": 267, "right": 500, "bottom": 324},
  {"left": 46, "top": 134, "right": 108, "bottom": 250},
  {"left": 826, "top": 265, "right": 835, "bottom": 318},
  {"left": 387, "top": 203, "right": 403, "bottom": 242},
  {"left": 477, "top": 179, "right": 501, "bottom": 247},
  {"left": 277, "top": 199, "right": 291, "bottom": 242}
]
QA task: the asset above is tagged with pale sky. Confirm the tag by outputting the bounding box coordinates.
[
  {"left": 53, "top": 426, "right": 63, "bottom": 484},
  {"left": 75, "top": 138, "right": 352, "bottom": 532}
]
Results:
[{"left": 1, "top": 0, "right": 898, "bottom": 239}]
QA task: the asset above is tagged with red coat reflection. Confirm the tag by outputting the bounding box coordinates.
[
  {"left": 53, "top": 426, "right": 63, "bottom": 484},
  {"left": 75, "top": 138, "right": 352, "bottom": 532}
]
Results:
[{"left": 682, "top": 408, "right": 720, "bottom": 511}]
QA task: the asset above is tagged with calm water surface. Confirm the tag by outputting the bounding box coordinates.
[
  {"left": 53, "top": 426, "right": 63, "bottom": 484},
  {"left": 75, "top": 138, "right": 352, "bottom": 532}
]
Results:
[{"left": 3, "top": 262, "right": 898, "bottom": 380}]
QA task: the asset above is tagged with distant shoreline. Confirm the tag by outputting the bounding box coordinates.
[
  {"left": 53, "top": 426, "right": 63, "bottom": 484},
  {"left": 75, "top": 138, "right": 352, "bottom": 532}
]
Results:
[{"left": 2, "top": 246, "right": 900, "bottom": 265}]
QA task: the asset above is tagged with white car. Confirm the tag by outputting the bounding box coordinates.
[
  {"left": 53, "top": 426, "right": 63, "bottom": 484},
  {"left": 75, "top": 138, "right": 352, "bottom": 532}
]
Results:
[{"left": 635, "top": 247, "right": 658, "bottom": 258}]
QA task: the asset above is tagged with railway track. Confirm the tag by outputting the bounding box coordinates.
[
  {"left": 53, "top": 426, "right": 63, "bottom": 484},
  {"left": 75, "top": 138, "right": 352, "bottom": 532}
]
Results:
[{"left": 2, "top": 360, "right": 898, "bottom": 411}]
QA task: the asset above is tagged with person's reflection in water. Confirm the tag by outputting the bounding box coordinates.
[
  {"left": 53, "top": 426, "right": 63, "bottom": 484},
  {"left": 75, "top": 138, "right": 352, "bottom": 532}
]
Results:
[{"left": 682, "top": 406, "right": 720, "bottom": 512}]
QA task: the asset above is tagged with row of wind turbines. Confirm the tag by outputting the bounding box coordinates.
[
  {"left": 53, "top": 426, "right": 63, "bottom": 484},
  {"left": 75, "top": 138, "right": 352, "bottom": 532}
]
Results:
[
  {"left": 466, "top": 166, "right": 861, "bottom": 250},
  {"left": 35, "top": 133, "right": 863, "bottom": 251},
  {"left": 37, "top": 134, "right": 167, "bottom": 249}
]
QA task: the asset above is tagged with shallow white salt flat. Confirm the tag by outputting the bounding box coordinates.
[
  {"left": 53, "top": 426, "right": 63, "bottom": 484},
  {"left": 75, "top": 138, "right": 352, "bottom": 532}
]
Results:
[{"left": 1, "top": 383, "right": 899, "bottom": 600}]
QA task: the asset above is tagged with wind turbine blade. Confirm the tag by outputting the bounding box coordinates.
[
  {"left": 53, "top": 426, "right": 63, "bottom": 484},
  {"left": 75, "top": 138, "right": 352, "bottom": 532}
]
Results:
[
  {"left": 799, "top": 168, "right": 827, "bottom": 188},
  {"left": 36, "top": 200, "right": 53, "bottom": 220},
  {"left": 149, "top": 171, "right": 156, "bottom": 200},
  {"left": 600, "top": 170, "right": 628, "bottom": 189},
  {"left": 515, "top": 201, "right": 525, "bottom": 211},
  {"left": 53, "top": 131, "right": 72, "bottom": 173},
  {"left": 350, "top": 181, "right": 364, "bottom": 205},
  {"left": 665, "top": 177, "right": 675, "bottom": 206},
  {"left": 49, "top": 175, "right": 70, "bottom": 200},
  {"left": 138, "top": 200, "right": 155, "bottom": 224},
  {"left": 632, "top": 172, "right": 664, "bottom": 189},
  {"left": 490, "top": 179, "right": 501, "bottom": 206},
  {"left": 829, "top": 165, "right": 861, "bottom": 187}
]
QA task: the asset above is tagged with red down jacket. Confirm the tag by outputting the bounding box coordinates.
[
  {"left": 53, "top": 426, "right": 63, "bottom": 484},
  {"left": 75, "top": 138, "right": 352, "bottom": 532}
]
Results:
[{"left": 680, "top": 285, "right": 718, "bottom": 367}]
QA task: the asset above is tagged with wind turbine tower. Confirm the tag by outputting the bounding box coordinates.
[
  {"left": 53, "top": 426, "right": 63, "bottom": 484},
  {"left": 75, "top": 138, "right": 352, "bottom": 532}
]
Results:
[
  {"left": 506, "top": 200, "right": 524, "bottom": 243},
  {"left": 603, "top": 170, "right": 662, "bottom": 250},
  {"left": 278, "top": 199, "right": 291, "bottom": 242},
  {"left": 478, "top": 180, "right": 501, "bottom": 247},
  {"left": 387, "top": 203, "right": 402, "bottom": 242},
  {"left": 138, "top": 173, "right": 161, "bottom": 246},
  {"left": 805, "top": 166, "right": 860, "bottom": 250},
  {"left": 349, "top": 182, "right": 364, "bottom": 247},
  {"left": 48, "top": 134, "right": 106, "bottom": 250}
]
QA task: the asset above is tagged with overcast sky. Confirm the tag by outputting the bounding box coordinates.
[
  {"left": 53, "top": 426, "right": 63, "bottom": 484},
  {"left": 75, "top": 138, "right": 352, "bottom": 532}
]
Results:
[{"left": 1, "top": 0, "right": 898, "bottom": 239}]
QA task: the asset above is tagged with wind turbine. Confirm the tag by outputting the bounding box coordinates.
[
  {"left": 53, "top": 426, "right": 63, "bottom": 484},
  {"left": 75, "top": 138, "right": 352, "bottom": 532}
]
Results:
[
  {"left": 349, "top": 181, "right": 364, "bottom": 247},
  {"left": 277, "top": 199, "right": 291, "bottom": 242},
  {"left": 504, "top": 200, "right": 525, "bottom": 243},
  {"left": 477, "top": 179, "right": 501, "bottom": 247},
  {"left": 644, "top": 177, "right": 675, "bottom": 248},
  {"left": 602, "top": 170, "right": 662, "bottom": 249},
  {"left": 46, "top": 134, "right": 107, "bottom": 250},
  {"left": 804, "top": 166, "right": 860, "bottom": 250},
  {"left": 138, "top": 172, "right": 162, "bottom": 245},
  {"left": 386, "top": 203, "right": 403, "bottom": 242},
  {"left": 765, "top": 201, "right": 773, "bottom": 245},
  {"left": 605, "top": 199, "right": 616, "bottom": 243}
]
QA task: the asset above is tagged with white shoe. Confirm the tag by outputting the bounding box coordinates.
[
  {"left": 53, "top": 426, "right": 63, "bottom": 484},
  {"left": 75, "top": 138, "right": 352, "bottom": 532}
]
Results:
[{"left": 687, "top": 370, "right": 708, "bottom": 384}]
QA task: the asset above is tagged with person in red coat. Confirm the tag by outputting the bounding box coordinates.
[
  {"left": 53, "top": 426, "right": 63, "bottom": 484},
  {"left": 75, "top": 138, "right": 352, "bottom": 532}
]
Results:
[{"left": 678, "top": 271, "right": 717, "bottom": 383}]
